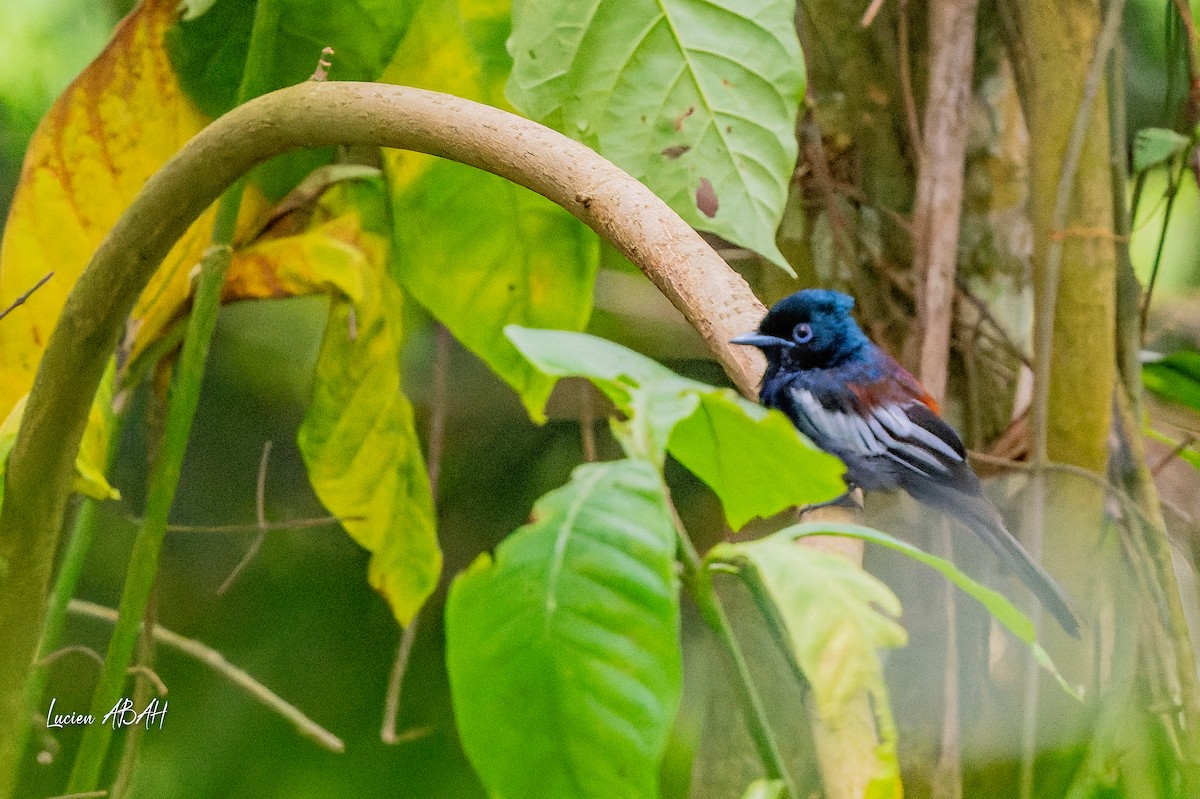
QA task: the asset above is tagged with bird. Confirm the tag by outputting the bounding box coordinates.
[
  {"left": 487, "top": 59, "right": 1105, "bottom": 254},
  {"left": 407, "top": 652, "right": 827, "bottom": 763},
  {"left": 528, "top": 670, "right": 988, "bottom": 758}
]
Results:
[{"left": 731, "top": 288, "right": 1080, "bottom": 637}]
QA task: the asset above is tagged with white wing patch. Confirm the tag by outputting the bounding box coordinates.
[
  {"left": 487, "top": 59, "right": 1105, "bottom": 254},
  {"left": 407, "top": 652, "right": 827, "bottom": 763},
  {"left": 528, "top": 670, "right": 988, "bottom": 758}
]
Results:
[{"left": 791, "top": 388, "right": 963, "bottom": 479}]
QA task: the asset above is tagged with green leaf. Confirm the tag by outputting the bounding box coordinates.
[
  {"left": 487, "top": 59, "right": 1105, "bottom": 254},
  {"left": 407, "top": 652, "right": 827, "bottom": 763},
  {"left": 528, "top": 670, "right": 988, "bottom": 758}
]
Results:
[
  {"left": 505, "top": 325, "right": 699, "bottom": 458},
  {"left": 165, "top": 0, "right": 416, "bottom": 199},
  {"left": 296, "top": 189, "right": 441, "bottom": 626},
  {"left": 446, "top": 459, "right": 681, "bottom": 799},
  {"left": 393, "top": 161, "right": 599, "bottom": 420},
  {"left": 707, "top": 534, "right": 904, "bottom": 797},
  {"left": 383, "top": 0, "right": 600, "bottom": 420},
  {"left": 1143, "top": 349, "right": 1200, "bottom": 413},
  {"left": 1133, "top": 127, "right": 1191, "bottom": 172},
  {"left": 167, "top": 0, "right": 414, "bottom": 115},
  {"left": 669, "top": 392, "right": 845, "bottom": 529},
  {"left": 506, "top": 326, "right": 845, "bottom": 523},
  {"left": 508, "top": 0, "right": 806, "bottom": 270},
  {"left": 781, "top": 522, "right": 1080, "bottom": 698}
]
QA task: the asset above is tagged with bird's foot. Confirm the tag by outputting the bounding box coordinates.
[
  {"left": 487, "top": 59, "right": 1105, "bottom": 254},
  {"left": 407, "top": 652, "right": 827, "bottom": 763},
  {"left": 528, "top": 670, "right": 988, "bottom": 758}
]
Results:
[{"left": 796, "top": 489, "right": 862, "bottom": 518}]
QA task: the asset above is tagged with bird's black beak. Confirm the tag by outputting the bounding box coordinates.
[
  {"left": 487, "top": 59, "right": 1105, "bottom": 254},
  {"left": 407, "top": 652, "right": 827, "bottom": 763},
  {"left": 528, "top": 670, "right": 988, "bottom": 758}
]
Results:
[{"left": 730, "top": 332, "right": 790, "bottom": 349}]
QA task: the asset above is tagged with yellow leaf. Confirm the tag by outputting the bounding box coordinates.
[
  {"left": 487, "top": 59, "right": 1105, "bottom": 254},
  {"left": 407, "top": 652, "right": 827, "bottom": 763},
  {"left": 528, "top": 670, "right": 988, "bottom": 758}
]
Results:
[
  {"left": 0, "top": 0, "right": 204, "bottom": 413},
  {"left": 222, "top": 187, "right": 442, "bottom": 625},
  {"left": 0, "top": 0, "right": 269, "bottom": 498},
  {"left": 290, "top": 204, "right": 441, "bottom": 625},
  {"left": 223, "top": 213, "right": 370, "bottom": 305}
]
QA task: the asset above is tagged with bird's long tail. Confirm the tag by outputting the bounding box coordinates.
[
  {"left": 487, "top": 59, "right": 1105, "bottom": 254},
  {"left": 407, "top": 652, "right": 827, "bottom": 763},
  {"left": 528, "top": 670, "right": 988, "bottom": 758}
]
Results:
[{"left": 951, "top": 495, "right": 1081, "bottom": 638}]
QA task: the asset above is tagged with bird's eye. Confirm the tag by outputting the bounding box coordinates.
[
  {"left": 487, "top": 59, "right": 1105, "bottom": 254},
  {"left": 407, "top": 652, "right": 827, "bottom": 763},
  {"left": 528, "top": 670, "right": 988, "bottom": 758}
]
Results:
[{"left": 793, "top": 322, "right": 813, "bottom": 344}]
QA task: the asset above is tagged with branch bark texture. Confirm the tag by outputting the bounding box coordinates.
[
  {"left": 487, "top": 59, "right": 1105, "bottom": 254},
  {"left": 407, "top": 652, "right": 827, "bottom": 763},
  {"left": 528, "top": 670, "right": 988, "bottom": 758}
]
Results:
[
  {"left": 0, "top": 81, "right": 767, "bottom": 790},
  {"left": 911, "top": 0, "right": 979, "bottom": 404}
]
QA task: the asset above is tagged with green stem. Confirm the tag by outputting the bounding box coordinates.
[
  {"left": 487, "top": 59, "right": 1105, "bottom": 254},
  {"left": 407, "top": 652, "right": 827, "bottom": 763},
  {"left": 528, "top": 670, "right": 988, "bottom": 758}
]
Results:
[
  {"left": 1139, "top": 152, "right": 1189, "bottom": 341},
  {"left": 670, "top": 502, "right": 796, "bottom": 798},
  {"left": 66, "top": 234, "right": 238, "bottom": 791},
  {"left": 63, "top": 2, "right": 280, "bottom": 785}
]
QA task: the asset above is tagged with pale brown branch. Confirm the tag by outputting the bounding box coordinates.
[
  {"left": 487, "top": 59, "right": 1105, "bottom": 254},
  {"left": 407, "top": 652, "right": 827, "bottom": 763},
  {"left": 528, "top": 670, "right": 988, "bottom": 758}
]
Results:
[
  {"left": 910, "top": 0, "right": 980, "bottom": 403},
  {"left": 67, "top": 599, "right": 343, "bottom": 753}
]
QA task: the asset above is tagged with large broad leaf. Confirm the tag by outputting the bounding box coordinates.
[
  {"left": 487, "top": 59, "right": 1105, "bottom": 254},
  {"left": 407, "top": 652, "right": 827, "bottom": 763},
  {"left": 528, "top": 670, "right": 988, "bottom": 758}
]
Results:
[
  {"left": 506, "top": 326, "right": 845, "bottom": 526},
  {"left": 0, "top": 0, "right": 220, "bottom": 416},
  {"left": 291, "top": 186, "right": 441, "bottom": 626},
  {"left": 446, "top": 459, "right": 681, "bottom": 799},
  {"left": 0, "top": 0, "right": 257, "bottom": 502},
  {"left": 707, "top": 535, "right": 905, "bottom": 799},
  {"left": 508, "top": 0, "right": 806, "bottom": 269},
  {"left": 381, "top": 0, "right": 600, "bottom": 419},
  {"left": 669, "top": 392, "right": 845, "bottom": 529}
]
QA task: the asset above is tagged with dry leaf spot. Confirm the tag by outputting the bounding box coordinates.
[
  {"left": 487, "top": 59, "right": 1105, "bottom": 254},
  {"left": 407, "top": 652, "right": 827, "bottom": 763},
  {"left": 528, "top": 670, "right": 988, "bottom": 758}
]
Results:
[
  {"left": 696, "top": 178, "right": 718, "bottom": 218},
  {"left": 673, "top": 106, "right": 695, "bottom": 132},
  {"left": 661, "top": 145, "right": 690, "bottom": 160}
]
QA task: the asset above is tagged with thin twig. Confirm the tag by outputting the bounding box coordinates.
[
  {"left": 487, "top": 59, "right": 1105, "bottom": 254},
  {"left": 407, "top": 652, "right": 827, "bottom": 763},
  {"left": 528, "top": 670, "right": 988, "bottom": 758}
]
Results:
[
  {"left": 580, "top": 385, "right": 597, "bottom": 462},
  {"left": 897, "top": 0, "right": 923, "bottom": 158},
  {"left": 164, "top": 516, "right": 349, "bottom": 534},
  {"left": 67, "top": 599, "right": 344, "bottom": 753},
  {"left": 968, "top": 451, "right": 1171, "bottom": 539},
  {"left": 861, "top": 0, "right": 887, "bottom": 27},
  {"left": 1152, "top": 433, "right": 1197, "bottom": 476},
  {"left": 380, "top": 616, "right": 420, "bottom": 745},
  {"left": 802, "top": 114, "right": 859, "bottom": 280},
  {"left": 426, "top": 325, "right": 450, "bottom": 495},
  {"left": 1170, "top": 0, "right": 1200, "bottom": 122},
  {"left": 382, "top": 323, "right": 450, "bottom": 743},
  {"left": 124, "top": 665, "right": 167, "bottom": 697},
  {"left": 37, "top": 646, "right": 104, "bottom": 669},
  {"left": 386, "top": 725, "right": 435, "bottom": 744},
  {"left": 217, "top": 441, "right": 272, "bottom": 595},
  {"left": 0, "top": 272, "right": 53, "bottom": 323},
  {"left": 44, "top": 792, "right": 108, "bottom": 799},
  {"left": 1139, "top": 152, "right": 1188, "bottom": 341}
]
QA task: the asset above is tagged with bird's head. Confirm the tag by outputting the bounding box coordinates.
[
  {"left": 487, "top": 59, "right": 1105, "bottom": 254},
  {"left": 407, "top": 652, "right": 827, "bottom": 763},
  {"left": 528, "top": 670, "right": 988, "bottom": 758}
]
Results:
[{"left": 731, "top": 289, "right": 871, "bottom": 373}]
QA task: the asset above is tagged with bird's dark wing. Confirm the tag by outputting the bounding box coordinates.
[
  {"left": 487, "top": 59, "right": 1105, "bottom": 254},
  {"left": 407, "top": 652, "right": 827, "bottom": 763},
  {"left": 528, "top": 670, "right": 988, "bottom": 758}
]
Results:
[{"left": 790, "top": 386, "right": 967, "bottom": 483}]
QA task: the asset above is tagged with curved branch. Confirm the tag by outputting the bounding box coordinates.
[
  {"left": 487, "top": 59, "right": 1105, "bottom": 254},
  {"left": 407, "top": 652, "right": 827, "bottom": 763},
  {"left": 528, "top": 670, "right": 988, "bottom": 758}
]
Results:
[{"left": 0, "top": 82, "right": 766, "bottom": 784}]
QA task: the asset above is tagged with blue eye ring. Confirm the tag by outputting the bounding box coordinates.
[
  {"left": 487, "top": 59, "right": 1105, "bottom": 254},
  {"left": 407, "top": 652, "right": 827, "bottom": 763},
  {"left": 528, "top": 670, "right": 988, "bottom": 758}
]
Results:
[{"left": 793, "top": 322, "right": 813, "bottom": 344}]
